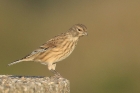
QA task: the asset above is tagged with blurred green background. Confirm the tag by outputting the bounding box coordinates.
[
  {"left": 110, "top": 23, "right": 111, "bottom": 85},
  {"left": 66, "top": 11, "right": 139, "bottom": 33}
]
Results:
[{"left": 1, "top": 0, "right": 140, "bottom": 93}]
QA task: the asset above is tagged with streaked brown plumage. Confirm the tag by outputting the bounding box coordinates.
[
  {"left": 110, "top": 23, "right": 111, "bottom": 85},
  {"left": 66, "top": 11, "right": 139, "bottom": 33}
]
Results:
[{"left": 8, "top": 24, "right": 87, "bottom": 76}]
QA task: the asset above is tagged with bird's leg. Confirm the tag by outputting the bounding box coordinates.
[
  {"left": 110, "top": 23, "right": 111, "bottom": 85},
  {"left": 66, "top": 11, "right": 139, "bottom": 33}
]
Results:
[
  {"left": 48, "top": 63, "right": 62, "bottom": 78},
  {"left": 50, "top": 70, "right": 62, "bottom": 78},
  {"left": 50, "top": 69, "right": 60, "bottom": 75}
]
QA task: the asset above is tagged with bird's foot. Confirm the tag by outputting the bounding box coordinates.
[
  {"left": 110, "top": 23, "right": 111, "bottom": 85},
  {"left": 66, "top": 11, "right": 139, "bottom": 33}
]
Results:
[
  {"left": 54, "top": 73, "right": 63, "bottom": 78},
  {"left": 51, "top": 70, "right": 63, "bottom": 78}
]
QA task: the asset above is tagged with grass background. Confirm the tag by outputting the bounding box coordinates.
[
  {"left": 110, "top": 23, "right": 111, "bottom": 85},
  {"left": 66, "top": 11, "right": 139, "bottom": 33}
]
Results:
[{"left": 0, "top": 0, "right": 140, "bottom": 93}]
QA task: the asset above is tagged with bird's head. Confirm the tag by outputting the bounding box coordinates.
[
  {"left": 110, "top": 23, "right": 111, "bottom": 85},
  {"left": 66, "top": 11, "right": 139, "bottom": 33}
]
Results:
[{"left": 68, "top": 24, "right": 88, "bottom": 37}]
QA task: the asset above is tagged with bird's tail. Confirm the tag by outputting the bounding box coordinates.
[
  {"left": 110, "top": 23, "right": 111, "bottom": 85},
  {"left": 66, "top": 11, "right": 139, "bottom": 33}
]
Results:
[{"left": 8, "top": 59, "right": 28, "bottom": 66}]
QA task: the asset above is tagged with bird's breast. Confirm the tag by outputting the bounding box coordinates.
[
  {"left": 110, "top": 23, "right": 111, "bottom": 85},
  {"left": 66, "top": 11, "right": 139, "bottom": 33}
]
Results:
[{"left": 55, "top": 39, "right": 77, "bottom": 62}]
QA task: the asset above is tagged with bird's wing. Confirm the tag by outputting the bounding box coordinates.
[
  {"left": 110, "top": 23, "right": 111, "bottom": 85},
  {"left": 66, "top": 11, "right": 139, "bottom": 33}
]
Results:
[
  {"left": 24, "top": 34, "right": 65, "bottom": 59},
  {"left": 19, "top": 32, "right": 67, "bottom": 60},
  {"left": 24, "top": 42, "right": 56, "bottom": 59}
]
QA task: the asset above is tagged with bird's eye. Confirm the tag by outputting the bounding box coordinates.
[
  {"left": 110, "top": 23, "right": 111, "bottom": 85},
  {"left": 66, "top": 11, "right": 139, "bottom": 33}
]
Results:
[{"left": 77, "top": 29, "right": 82, "bottom": 31}]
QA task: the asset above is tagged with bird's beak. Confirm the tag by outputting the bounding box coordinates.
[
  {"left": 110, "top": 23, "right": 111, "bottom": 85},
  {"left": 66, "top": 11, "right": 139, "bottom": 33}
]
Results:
[{"left": 84, "top": 32, "right": 88, "bottom": 36}]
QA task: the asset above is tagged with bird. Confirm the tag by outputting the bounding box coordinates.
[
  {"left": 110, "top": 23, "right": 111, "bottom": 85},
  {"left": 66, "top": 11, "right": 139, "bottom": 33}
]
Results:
[{"left": 8, "top": 24, "right": 87, "bottom": 77}]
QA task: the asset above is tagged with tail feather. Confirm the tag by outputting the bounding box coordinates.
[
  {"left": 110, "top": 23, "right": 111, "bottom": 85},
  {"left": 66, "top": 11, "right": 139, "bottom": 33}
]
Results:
[{"left": 8, "top": 59, "right": 25, "bottom": 66}]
